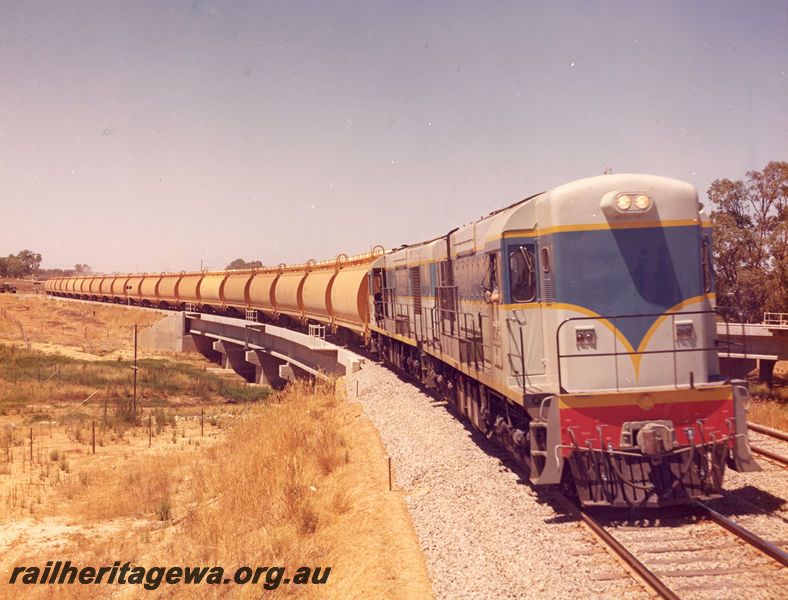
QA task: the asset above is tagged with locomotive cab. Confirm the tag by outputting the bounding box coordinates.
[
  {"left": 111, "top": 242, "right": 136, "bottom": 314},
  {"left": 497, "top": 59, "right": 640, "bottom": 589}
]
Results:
[{"left": 510, "top": 174, "right": 761, "bottom": 506}]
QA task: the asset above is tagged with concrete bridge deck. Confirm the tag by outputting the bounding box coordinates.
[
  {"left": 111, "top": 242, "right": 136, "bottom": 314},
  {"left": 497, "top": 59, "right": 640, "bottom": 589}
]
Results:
[
  {"left": 716, "top": 319, "right": 788, "bottom": 385},
  {"left": 185, "top": 313, "right": 363, "bottom": 387},
  {"left": 138, "top": 311, "right": 363, "bottom": 388}
]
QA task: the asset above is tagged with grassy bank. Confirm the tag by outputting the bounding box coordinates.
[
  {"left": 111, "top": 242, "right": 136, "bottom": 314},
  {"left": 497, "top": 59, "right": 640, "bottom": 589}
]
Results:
[
  {"left": 0, "top": 343, "right": 272, "bottom": 417},
  {"left": 0, "top": 379, "right": 433, "bottom": 599},
  {"left": 747, "top": 395, "right": 788, "bottom": 431}
]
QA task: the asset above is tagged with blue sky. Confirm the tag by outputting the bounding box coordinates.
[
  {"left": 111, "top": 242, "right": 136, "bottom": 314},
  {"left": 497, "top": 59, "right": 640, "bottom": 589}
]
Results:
[{"left": 1, "top": 1, "right": 786, "bottom": 273}]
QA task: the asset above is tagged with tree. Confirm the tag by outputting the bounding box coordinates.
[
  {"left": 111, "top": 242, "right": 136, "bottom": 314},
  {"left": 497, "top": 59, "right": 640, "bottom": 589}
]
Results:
[
  {"left": 709, "top": 161, "right": 788, "bottom": 322},
  {"left": 74, "top": 264, "right": 92, "bottom": 275},
  {"left": 0, "top": 255, "right": 24, "bottom": 277},
  {"left": 0, "top": 250, "right": 42, "bottom": 277},
  {"left": 16, "top": 250, "right": 42, "bottom": 274},
  {"left": 225, "top": 258, "right": 263, "bottom": 270}
]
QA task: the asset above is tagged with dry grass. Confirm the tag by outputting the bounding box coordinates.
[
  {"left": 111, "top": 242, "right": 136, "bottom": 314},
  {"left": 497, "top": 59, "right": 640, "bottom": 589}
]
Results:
[
  {"left": 0, "top": 379, "right": 432, "bottom": 599},
  {"left": 67, "top": 456, "right": 182, "bottom": 521},
  {"left": 0, "top": 294, "right": 432, "bottom": 598},
  {"left": 748, "top": 360, "right": 788, "bottom": 431},
  {"left": 748, "top": 398, "right": 788, "bottom": 431},
  {"left": 156, "top": 378, "right": 431, "bottom": 599},
  {"left": 0, "top": 293, "right": 162, "bottom": 358}
]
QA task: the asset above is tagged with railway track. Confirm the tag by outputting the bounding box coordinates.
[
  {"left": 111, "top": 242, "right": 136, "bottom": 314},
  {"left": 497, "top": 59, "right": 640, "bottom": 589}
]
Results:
[
  {"left": 749, "top": 422, "right": 788, "bottom": 467},
  {"left": 557, "top": 494, "right": 788, "bottom": 599}
]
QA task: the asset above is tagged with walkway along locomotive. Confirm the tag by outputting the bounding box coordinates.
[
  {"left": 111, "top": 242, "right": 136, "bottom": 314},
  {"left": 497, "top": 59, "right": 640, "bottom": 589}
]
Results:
[{"left": 46, "top": 174, "right": 760, "bottom": 507}]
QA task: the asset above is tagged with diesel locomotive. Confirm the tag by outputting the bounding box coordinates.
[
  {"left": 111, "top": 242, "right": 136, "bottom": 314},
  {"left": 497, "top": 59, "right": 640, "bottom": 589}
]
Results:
[{"left": 47, "top": 173, "right": 760, "bottom": 507}]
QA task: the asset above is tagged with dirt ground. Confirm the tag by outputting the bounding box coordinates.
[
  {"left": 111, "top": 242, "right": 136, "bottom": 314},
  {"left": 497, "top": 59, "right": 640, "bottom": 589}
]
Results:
[
  {"left": 0, "top": 292, "right": 232, "bottom": 585},
  {"left": 0, "top": 278, "right": 42, "bottom": 295},
  {"left": 0, "top": 293, "right": 165, "bottom": 360},
  {"left": 0, "top": 294, "right": 433, "bottom": 599}
]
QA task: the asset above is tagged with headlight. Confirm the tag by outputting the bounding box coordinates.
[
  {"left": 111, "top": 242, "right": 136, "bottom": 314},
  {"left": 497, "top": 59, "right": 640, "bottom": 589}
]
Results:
[
  {"left": 634, "top": 194, "right": 651, "bottom": 210},
  {"left": 601, "top": 191, "right": 654, "bottom": 216},
  {"left": 616, "top": 195, "right": 632, "bottom": 211}
]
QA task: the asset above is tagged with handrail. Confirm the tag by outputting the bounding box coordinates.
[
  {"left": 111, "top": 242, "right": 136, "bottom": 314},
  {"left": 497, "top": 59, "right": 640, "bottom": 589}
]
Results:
[
  {"left": 764, "top": 312, "right": 788, "bottom": 328},
  {"left": 373, "top": 299, "right": 493, "bottom": 370},
  {"left": 505, "top": 316, "right": 527, "bottom": 390},
  {"left": 555, "top": 308, "right": 731, "bottom": 392}
]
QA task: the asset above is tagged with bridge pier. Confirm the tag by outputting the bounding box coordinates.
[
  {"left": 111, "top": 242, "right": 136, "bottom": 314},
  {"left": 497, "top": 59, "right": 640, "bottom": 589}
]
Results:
[
  {"left": 212, "top": 340, "right": 255, "bottom": 382},
  {"left": 719, "top": 357, "right": 757, "bottom": 381},
  {"left": 716, "top": 321, "right": 786, "bottom": 388},
  {"left": 718, "top": 356, "right": 777, "bottom": 386},
  {"left": 185, "top": 314, "right": 362, "bottom": 387},
  {"left": 759, "top": 359, "right": 776, "bottom": 387},
  {"left": 191, "top": 333, "right": 222, "bottom": 365},
  {"left": 246, "top": 350, "right": 288, "bottom": 388}
]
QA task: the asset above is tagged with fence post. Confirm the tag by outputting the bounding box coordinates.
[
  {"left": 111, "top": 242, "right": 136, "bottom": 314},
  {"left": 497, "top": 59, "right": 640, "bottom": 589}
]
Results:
[{"left": 133, "top": 324, "right": 138, "bottom": 421}]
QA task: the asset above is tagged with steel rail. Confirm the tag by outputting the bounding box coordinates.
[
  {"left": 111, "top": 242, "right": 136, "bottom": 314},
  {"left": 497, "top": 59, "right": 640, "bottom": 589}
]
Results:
[
  {"left": 553, "top": 494, "right": 679, "bottom": 600},
  {"left": 750, "top": 444, "right": 788, "bottom": 467},
  {"left": 748, "top": 422, "right": 788, "bottom": 443},
  {"left": 696, "top": 502, "right": 788, "bottom": 568}
]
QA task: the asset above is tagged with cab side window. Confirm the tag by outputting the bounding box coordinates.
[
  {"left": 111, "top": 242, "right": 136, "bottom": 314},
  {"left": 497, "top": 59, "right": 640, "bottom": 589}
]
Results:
[{"left": 509, "top": 245, "right": 537, "bottom": 302}]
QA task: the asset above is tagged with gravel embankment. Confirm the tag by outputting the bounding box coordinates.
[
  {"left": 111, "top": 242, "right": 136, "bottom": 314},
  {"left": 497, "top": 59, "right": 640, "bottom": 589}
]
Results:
[{"left": 345, "top": 362, "right": 651, "bottom": 600}]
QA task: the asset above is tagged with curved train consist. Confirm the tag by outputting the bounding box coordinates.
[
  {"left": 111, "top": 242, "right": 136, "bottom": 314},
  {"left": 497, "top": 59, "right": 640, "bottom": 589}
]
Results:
[{"left": 47, "top": 174, "right": 760, "bottom": 507}]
